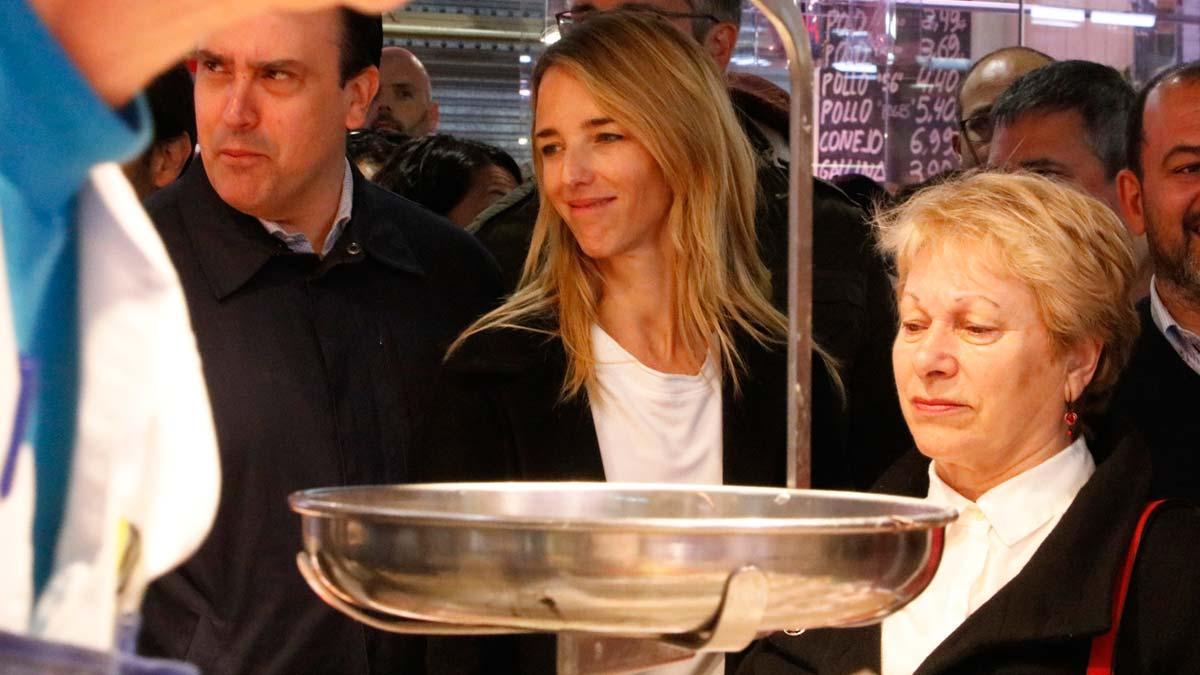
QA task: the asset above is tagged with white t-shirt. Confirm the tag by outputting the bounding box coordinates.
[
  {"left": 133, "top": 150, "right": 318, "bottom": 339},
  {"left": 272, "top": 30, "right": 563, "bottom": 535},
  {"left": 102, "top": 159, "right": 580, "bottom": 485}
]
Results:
[
  {"left": 588, "top": 324, "right": 724, "bottom": 675},
  {"left": 880, "top": 436, "right": 1095, "bottom": 675},
  {"left": 589, "top": 324, "right": 723, "bottom": 485}
]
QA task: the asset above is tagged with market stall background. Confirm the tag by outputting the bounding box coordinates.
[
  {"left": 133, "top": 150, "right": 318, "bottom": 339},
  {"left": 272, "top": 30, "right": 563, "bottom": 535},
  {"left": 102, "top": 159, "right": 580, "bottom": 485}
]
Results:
[{"left": 382, "top": 0, "right": 1199, "bottom": 188}]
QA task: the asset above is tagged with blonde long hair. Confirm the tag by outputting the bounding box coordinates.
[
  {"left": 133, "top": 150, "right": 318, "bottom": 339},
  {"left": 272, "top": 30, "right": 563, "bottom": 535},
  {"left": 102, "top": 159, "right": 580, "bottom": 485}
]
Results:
[{"left": 451, "top": 11, "right": 785, "bottom": 400}]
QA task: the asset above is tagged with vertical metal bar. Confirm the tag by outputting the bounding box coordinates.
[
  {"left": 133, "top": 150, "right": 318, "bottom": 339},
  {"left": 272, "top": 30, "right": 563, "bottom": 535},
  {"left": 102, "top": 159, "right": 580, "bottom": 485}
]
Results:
[
  {"left": 750, "top": 0, "right": 815, "bottom": 490},
  {"left": 1018, "top": 0, "right": 1026, "bottom": 44}
]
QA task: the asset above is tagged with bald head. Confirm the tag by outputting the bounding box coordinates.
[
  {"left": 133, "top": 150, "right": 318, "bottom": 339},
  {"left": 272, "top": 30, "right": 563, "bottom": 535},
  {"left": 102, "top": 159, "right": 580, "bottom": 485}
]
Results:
[
  {"left": 367, "top": 46, "right": 439, "bottom": 136},
  {"left": 953, "top": 46, "right": 1054, "bottom": 168}
]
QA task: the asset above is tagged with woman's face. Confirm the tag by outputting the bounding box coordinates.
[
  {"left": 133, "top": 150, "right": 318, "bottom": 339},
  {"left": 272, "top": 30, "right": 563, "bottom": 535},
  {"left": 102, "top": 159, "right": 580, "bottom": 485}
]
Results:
[
  {"left": 893, "top": 244, "right": 1090, "bottom": 485},
  {"left": 534, "top": 67, "right": 674, "bottom": 263}
]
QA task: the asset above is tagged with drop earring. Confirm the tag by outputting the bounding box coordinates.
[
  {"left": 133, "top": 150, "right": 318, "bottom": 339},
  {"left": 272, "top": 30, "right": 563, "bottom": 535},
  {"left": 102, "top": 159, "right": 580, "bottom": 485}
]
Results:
[{"left": 1064, "top": 401, "right": 1078, "bottom": 438}]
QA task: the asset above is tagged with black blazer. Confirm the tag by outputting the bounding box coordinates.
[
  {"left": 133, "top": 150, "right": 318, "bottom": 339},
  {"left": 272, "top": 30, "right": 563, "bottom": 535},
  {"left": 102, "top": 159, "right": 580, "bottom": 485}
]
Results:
[
  {"left": 136, "top": 161, "right": 502, "bottom": 675},
  {"left": 739, "top": 426, "right": 1200, "bottom": 675},
  {"left": 1105, "top": 299, "right": 1200, "bottom": 501},
  {"left": 418, "top": 320, "right": 844, "bottom": 489},
  {"left": 471, "top": 178, "right": 909, "bottom": 492}
]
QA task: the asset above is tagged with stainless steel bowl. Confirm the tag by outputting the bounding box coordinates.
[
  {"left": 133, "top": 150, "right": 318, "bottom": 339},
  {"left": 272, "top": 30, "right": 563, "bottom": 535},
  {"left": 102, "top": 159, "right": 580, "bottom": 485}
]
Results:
[{"left": 291, "top": 482, "right": 954, "bottom": 637}]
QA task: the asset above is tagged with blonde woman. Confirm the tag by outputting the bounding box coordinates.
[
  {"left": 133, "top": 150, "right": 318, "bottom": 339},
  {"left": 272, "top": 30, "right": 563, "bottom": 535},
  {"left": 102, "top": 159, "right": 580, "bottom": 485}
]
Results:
[
  {"left": 419, "top": 13, "right": 843, "bottom": 673},
  {"left": 419, "top": 9, "right": 842, "bottom": 496},
  {"left": 741, "top": 172, "right": 1200, "bottom": 675}
]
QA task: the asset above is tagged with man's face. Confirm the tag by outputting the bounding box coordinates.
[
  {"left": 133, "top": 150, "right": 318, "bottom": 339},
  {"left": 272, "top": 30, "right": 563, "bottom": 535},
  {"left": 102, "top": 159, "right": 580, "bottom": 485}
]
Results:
[
  {"left": 367, "top": 50, "right": 437, "bottom": 136},
  {"left": 1127, "top": 80, "right": 1200, "bottom": 299},
  {"left": 955, "top": 54, "right": 1050, "bottom": 168},
  {"left": 988, "top": 108, "right": 1118, "bottom": 212},
  {"left": 194, "top": 10, "right": 374, "bottom": 221}
]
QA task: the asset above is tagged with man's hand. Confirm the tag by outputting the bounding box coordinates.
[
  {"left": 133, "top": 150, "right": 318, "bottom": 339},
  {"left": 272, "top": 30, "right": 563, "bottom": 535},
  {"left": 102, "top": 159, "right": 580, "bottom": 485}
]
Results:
[{"left": 28, "top": 0, "right": 407, "bottom": 107}]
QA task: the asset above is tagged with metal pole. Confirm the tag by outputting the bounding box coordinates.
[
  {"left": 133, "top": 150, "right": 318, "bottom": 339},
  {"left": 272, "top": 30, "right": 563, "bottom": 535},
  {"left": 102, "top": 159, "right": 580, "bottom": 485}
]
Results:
[
  {"left": 750, "top": 0, "right": 815, "bottom": 490},
  {"left": 1018, "top": 0, "right": 1026, "bottom": 44}
]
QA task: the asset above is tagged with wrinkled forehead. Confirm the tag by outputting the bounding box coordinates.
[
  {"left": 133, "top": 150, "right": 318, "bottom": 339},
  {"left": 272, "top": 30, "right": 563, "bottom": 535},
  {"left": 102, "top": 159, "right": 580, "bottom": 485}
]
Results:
[
  {"left": 896, "top": 230, "right": 1006, "bottom": 284},
  {"left": 197, "top": 10, "right": 341, "bottom": 69},
  {"left": 898, "top": 240, "right": 1034, "bottom": 310},
  {"left": 988, "top": 108, "right": 1097, "bottom": 167}
]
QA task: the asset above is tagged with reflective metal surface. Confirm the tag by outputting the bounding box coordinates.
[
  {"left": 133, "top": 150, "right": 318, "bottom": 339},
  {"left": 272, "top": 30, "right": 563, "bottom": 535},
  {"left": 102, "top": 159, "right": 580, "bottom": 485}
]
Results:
[
  {"left": 292, "top": 482, "right": 954, "bottom": 637},
  {"left": 750, "top": 0, "right": 816, "bottom": 491}
]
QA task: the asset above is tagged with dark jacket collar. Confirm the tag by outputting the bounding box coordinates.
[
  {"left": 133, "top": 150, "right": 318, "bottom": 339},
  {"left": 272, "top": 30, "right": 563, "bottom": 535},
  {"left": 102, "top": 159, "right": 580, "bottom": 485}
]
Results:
[
  {"left": 445, "top": 319, "right": 788, "bottom": 489},
  {"left": 348, "top": 170, "right": 425, "bottom": 277},
  {"left": 728, "top": 72, "right": 789, "bottom": 144},
  {"left": 445, "top": 317, "right": 780, "bottom": 388},
  {"left": 445, "top": 314, "right": 561, "bottom": 375},
  {"left": 445, "top": 316, "right": 603, "bottom": 480},
  {"left": 1132, "top": 296, "right": 1186, "bottom": 372},
  {"left": 174, "top": 160, "right": 424, "bottom": 300}
]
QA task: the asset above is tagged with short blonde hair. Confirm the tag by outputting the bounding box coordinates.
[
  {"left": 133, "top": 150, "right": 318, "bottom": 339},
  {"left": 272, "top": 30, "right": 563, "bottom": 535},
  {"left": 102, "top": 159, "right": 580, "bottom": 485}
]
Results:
[
  {"left": 451, "top": 10, "right": 783, "bottom": 400},
  {"left": 876, "top": 171, "right": 1139, "bottom": 415}
]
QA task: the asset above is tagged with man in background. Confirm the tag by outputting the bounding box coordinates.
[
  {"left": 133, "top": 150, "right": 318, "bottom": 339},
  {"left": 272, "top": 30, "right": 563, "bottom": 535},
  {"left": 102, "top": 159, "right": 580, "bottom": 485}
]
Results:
[
  {"left": 1112, "top": 61, "right": 1200, "bottom": 500},
  {"left": 953, "top": 46, "right": 1053, "bottom": 168},
  {"left": 988, "top": 60, "right": 1132, "bottom": 213},
  {"left": 122, "top": 63, "right": 195, "bottom": 200},
  {"left": 367, "top": 46, "right": 439, "bottom": 136},
  {"left": 987, "top": 60, "right": 1147, "bottom": 298}
]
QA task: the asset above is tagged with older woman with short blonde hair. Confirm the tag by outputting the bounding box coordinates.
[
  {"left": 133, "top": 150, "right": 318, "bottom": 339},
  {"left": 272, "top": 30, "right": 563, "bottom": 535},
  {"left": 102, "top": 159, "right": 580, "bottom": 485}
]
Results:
[
  {"left": 742, "top": 171, "right": 1200, "bottom": 675},
  {"left": 880, "top": 171, "right": 1138, "bottom": 428}
]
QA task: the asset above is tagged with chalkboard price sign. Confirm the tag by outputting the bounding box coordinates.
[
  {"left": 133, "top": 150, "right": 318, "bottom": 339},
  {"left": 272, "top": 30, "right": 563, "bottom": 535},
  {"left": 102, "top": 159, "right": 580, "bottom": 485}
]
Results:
[
  {"left": 886, "top": 7, "right": 972, "bottom": 184},
  {"left": 813, "top": 4, "right": 887, "bottom": 182},
  {"left": 813, "top": 4, "right": 971, "bottom": 187}
]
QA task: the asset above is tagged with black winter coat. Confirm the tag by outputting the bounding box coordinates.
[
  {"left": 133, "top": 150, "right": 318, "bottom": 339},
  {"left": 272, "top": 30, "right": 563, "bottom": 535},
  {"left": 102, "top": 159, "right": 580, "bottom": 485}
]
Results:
[
  {"left": 738, "top": 425, "right": 1200, "bottom": 675},
  {"left": 136, "top": 161, "right": 502, "bottom": 675},
  {"left": 418, "top": 321, "right": 840, "bottom": 487},
  {"left": 1105, "top": 299, "right": 1200, "bottom": 501}
]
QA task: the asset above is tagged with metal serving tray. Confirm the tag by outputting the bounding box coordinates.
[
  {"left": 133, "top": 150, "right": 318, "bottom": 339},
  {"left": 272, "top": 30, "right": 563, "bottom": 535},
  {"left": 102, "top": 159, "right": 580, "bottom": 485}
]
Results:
[{"left": 291, "top": 482, "right": 954, "bottom": 638}]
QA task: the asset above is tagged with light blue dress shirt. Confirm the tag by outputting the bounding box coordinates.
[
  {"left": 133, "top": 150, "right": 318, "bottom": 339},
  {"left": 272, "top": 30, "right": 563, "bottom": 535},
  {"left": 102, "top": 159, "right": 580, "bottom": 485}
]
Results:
[{"left": 1149, "top": 276, "right": 1200, "bottom": 376}]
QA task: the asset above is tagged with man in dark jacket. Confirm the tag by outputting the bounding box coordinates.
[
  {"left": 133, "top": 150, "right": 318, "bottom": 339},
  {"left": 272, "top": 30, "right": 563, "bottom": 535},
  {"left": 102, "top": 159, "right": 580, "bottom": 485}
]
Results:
[
  {"left": 136, "top": 9, "right": 501, "bottom": 674},
  {"left": 1113, "top": 61, "right": 1200, "bottom": 501},
  {"left": 471, "top": 0, "right": 909, "bottom": 492}
]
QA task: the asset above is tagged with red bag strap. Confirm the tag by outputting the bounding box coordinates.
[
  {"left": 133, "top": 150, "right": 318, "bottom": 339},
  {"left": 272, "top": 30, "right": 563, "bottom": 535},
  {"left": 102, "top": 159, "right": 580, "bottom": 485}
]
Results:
[{"left": 1086, "top": 498, "right": 1170, "bottom": 675}]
